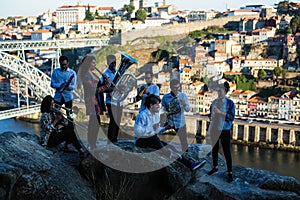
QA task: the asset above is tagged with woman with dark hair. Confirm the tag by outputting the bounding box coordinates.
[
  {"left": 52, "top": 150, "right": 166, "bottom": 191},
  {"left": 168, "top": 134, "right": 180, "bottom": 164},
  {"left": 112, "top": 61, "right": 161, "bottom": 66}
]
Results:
[
  {"left": 207, "top": 81, "right": 235, "bottom": 183},
  {"left": 39, "top": 95, "right": 86, "bottom": 158},
  {"left": 78, "top": 55, "right": 104, "bottom": 150}
]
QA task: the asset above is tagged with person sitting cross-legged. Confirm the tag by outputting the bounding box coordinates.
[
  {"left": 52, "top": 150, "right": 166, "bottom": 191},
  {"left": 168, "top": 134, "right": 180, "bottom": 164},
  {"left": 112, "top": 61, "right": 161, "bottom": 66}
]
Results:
[{"left": 134, "top": 94, "right": 206, "bottom": 171}]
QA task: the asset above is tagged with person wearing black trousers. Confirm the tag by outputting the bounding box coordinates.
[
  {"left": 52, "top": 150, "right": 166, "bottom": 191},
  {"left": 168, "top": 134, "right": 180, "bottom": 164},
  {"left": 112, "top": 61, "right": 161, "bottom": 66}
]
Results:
[
  {"left": 207, "top": 81, "right": 235, "bottom": 183},
  {"left": 39, "top": 95, "right": 87, "bottom": 159}
]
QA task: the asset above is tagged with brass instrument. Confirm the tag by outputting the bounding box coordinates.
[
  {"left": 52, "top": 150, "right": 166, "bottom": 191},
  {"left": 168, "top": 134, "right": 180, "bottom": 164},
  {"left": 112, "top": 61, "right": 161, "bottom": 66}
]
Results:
[
  {"left": 111, "top": 52, "right": 138, "bottom": 102},
  {"left": 54, "top": 103, "right": 78, "bottom": 120},
  {"left": 53, "top": 104, "right": 87, "bottom": 130},
  {"left": 159, "top": 95, "right": 182, "bottom": 127},
  {"left": 136, "top": 84, "right": 147, "bottom": 101}
]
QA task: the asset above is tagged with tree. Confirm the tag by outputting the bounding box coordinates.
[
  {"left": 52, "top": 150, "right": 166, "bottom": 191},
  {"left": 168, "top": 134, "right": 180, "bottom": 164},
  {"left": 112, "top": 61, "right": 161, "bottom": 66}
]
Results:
[
  {"left": 282, "top": 69, "right": 287, "bottom": 85},
  {"left": 290, "top": 16, "right": 300, "bottom": 34},
  {"left": 123, "top": 4, "right": 135, "bottom": 20},
  {"left": 273, "top": 66, "right": 282, "bottom": 79},
  {"left": 258, "top": 69, "right": 267, "bottom": 80},
  {"left": 85, "top": 4, "right": 94, "bottom": 21},
  {"left": 136, "top": 9, "right": 147, "bottom": 21}
]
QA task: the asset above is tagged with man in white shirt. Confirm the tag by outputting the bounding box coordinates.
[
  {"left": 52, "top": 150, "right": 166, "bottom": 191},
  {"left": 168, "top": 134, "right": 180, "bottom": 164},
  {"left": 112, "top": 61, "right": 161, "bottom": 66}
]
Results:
[{"left": 134, "top": 94, "right": 206, "bottom": 171}]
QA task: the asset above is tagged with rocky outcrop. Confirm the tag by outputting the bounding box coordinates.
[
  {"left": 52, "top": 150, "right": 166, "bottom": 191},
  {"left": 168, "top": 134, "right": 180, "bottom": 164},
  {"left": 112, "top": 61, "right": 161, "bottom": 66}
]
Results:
[
  {"left": 0, "top": 131, "right": 299, "bottom": 200},
  {"left": 0, "top": 131, "right": 94, "bottom": 200}
]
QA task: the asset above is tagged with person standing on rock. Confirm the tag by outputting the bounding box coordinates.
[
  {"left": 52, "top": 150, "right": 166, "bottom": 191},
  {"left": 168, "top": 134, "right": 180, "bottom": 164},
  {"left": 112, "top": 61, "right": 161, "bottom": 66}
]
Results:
[
  {"left": 134, "top": 94, "right": 206, "bottom": 171},
  {"left": 50, "top": 55, "right": 77, "bottom": 119},
  {"left": 78, "top": 55, "right": 103, "bottom": 150},
  {"left": 207, "top": 81, "right": 235, "bottom": 183},
  {"left": 161, "top": 79, "right": 190, "bottom": 154}
]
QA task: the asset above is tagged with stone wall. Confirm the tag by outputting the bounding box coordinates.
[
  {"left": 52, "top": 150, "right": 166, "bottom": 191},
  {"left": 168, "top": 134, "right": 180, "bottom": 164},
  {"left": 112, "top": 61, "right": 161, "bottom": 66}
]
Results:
[{"left": 121, "top": 15, "right": 259, "bottom": 45}]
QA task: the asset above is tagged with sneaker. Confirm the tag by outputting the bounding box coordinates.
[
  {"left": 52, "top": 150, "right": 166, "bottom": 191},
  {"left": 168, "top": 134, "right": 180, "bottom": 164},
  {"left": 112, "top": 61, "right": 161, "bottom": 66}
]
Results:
[
  {"left": 191, "top": 159, "right": 207, "bottom": 171},
  {"left": 207, "top": 167, "right": 218, "bottom": 175}
]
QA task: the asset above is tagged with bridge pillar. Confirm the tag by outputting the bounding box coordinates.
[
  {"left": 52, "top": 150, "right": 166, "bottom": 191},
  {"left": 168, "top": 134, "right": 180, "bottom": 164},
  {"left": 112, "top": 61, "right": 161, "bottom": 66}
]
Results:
[
  {"left": 243, "top": 124, "right": 249, "bottom": 142},
  {"left": 201, "top": 120, "right": 207, "bottom": 137},
  {"left": 266, "top": 127, "right": 272, "bottom": 142},
  {"left": 185, "top": 115, "right": 197, "bottom": 135},
  {"left": 289, "top": 129, "right": 296, "bottom": 144},
  {"left": 277, "top": 128, "right": 283, "bottom": 144},
  {"left": 254, "top": 125, "right": 260, "bottom": 142},
  {"left": 232, "top": 124, "right": 238, "bottom": 140}
]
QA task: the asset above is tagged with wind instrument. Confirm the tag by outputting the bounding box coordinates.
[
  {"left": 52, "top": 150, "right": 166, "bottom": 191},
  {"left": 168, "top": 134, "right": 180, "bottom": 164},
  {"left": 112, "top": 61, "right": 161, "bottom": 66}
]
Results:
[
  {"left": 111, "top": 52, "right": 138, "bottom": 102},
  {"left": 60, "top": 73, "right": 75, "bottom": 93}
]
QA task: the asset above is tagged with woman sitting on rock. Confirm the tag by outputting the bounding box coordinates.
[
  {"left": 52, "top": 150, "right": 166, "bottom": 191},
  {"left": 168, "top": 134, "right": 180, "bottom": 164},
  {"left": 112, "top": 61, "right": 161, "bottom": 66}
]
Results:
[{"left": 39, "top": 95, "right": 86, "bottom": 158}]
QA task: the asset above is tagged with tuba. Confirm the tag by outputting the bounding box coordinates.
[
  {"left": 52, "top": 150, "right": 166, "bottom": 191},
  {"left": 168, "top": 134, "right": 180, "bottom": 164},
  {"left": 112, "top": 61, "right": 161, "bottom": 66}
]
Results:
[{"left": 111, "top": 52, "right": 138, "bottom": 102}]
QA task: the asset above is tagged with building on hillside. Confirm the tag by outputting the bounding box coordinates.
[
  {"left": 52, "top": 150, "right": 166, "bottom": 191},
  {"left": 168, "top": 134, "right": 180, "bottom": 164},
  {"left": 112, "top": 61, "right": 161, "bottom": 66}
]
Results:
[
  {"left": 267, "top": 96, "right": 279, "bottom": 119},
  {"left": 247, "top": 96, "right": 268, "bottom": 117},
  {"left": 56, "top": 2, "right": 97, "bottom": 29},
  {"left": 242, "top": 58, "right": 278, "bottom": 77},
  {"left": 205, "top": 61, "right": 230, "bottom": 79},
  {"left": 228, "top": 9, "right": 259, "bottom": 17},
  {"left": 31, "top": 30, "right": 52, "bottom": 40},
  {"left": 198, "top": 90, "right": 215, "bottom": 114},
  {"left": 214, "top": 39, "right": 238, "bottom": 57},
  {"left": 230, "top": 90, "right": 256, "bottom": 116},
  {"left": 97, "top": 7, "right": 114, "bottom": 16},
  {"left": 144, "top": 17, "right": 170, "bottom": 27}
]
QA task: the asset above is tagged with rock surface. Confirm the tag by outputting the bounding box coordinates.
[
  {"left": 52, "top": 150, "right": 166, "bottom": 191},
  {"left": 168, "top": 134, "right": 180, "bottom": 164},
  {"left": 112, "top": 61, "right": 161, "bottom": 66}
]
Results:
[
  {"left": 0, "top": 132, "right": 299, "bottom": 200},
  {"left": 0, "top": 131, "right": 94, "bottom": 200}
]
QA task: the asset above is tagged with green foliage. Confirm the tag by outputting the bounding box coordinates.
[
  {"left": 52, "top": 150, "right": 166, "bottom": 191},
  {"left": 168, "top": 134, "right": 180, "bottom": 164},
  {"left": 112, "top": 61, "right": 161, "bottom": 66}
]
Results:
[
  {"left": 276, "top": 1, "right": 300, "bottom": 16},
  {"left": 188, "top": 26, "right": 228, "bottom": 39},
  {"left": 123, "top": 4, "right": 135, "bottom": 20},
  {"left": 135, "top": 9, "right": 147, "bottom": 21},
  {"left": 188, "top": 30, "right": 207, "bottom": 39},
  {"left": 290, "top": 16, "right": 300, "bottom": 34},
  {"left": 258, "top": 69, "right": 267, "bottom": 80},
  {"left": 273, "top": 66, "right": 282, "bottom": 78},
  {"left": 233, "top": 75, "right": 256, "bottom": 91},
  {"left": 85, "top": 5, "right": 94, "bottom": 21},
  {"left": 150, "top": 49, "right": 169, "bottom": 62}
]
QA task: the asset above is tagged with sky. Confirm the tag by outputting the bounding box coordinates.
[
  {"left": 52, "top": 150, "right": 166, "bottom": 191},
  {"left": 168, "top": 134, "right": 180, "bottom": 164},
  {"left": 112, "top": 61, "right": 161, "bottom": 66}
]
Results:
[{"left": 1, "top": 0, "right": 282, "bottom": 19}]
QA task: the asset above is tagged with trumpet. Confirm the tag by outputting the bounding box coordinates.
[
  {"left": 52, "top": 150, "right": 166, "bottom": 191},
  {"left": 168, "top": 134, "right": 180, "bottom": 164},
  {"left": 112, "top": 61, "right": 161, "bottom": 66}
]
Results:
[
  {"left": 54, "top": 103, "right": 78, "bottom": 120},
  {"left": 52, "top": 105, "right": 87, "bottom": 130}
]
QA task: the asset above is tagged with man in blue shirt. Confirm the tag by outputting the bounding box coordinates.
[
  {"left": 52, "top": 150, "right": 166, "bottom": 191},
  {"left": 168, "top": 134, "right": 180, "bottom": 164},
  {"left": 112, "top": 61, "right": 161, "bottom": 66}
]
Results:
[
  {"left": 136, "top": 71, "right": 160, "bottom": 112},
  {"left": 97, "top": 55, "right": 123, "bottom": 143},
  {"left": 161, "top": 79, "right": 190, "bottom": 154},
  {"left": 207, "top": 81, "right": 235, "bottom": 183},
  {"left": 50, "top": 55, "right": 76, "bottom": 117}
]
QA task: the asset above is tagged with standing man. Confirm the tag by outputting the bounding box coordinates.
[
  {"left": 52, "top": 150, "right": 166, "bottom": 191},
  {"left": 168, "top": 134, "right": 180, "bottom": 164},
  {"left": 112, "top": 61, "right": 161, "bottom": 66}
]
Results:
[
  {"left": 97, "top": 55, "right": 123, "bottom": 143},
  {"left": 136, "top": 71, "right": 160, "bottom": 112},
  {"left": 161, "top": 79, "right": 190, "bottom": 154},
  {"left": 51, "top": 55, "right": 76, "bottom": 117},
  {"left": 207, "top": 81, "right": 235, "bottom": 183}
]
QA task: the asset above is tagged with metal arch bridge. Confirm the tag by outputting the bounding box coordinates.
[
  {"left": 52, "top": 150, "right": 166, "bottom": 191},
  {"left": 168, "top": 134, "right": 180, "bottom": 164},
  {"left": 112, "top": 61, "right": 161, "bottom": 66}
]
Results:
[
  {"left": 0, "top": 38, "right": 110, "bottom": 120},
  {"left": 0, "top": 38, "right": 110, "bottom": 51}
]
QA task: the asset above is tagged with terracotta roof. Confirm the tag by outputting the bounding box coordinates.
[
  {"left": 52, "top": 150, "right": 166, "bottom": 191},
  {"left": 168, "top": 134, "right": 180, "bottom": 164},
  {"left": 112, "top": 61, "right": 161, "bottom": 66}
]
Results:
[{"left": 98, "top": 7, "right": 113, "bottom": 10}]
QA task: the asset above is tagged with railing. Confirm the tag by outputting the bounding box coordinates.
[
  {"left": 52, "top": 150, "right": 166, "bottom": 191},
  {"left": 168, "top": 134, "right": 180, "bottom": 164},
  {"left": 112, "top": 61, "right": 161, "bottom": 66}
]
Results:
[
  {"left": 0, "top": 104, "right": 40, "bottom": 120},
  {"left": 0, "top": 38, "right": 110, "bottom": 51}
]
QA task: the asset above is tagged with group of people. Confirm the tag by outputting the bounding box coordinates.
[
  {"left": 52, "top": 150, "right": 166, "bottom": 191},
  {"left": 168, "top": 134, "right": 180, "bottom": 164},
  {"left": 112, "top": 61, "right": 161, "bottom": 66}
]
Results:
[{"left": 39, "top": 53, "right": 236, "bottom": 182}]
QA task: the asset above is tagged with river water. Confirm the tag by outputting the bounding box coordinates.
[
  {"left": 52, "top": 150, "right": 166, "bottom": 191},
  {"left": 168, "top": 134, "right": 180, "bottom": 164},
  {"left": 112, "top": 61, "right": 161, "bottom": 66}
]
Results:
[{"left": 1, "top": 118, "right": 299, "bottom": 181}]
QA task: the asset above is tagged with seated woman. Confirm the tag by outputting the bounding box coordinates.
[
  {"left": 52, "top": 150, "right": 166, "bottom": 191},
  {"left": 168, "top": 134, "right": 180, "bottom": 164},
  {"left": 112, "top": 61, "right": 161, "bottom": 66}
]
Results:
[{"left": 39, "top": 95, "right": 86, "bottom": 158}]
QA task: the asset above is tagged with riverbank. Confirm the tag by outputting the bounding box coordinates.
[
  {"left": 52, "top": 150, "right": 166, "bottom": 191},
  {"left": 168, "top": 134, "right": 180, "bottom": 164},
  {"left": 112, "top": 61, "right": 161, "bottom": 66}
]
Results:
[{"left": 232, "top": 139, "right": 300, "bottom": 153}]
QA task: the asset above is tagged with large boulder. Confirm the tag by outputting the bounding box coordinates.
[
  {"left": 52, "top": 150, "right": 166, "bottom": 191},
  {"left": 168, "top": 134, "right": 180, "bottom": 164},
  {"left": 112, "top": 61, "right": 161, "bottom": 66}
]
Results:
[{"left": 0, "top": 131, "right": 94, "bottom": 200}]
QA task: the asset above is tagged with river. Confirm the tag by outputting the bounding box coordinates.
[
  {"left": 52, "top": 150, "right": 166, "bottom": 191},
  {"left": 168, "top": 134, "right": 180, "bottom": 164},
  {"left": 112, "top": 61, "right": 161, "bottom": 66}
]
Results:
[{"left": 1, "top": 118, "right": 299, "bottom": 181}]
